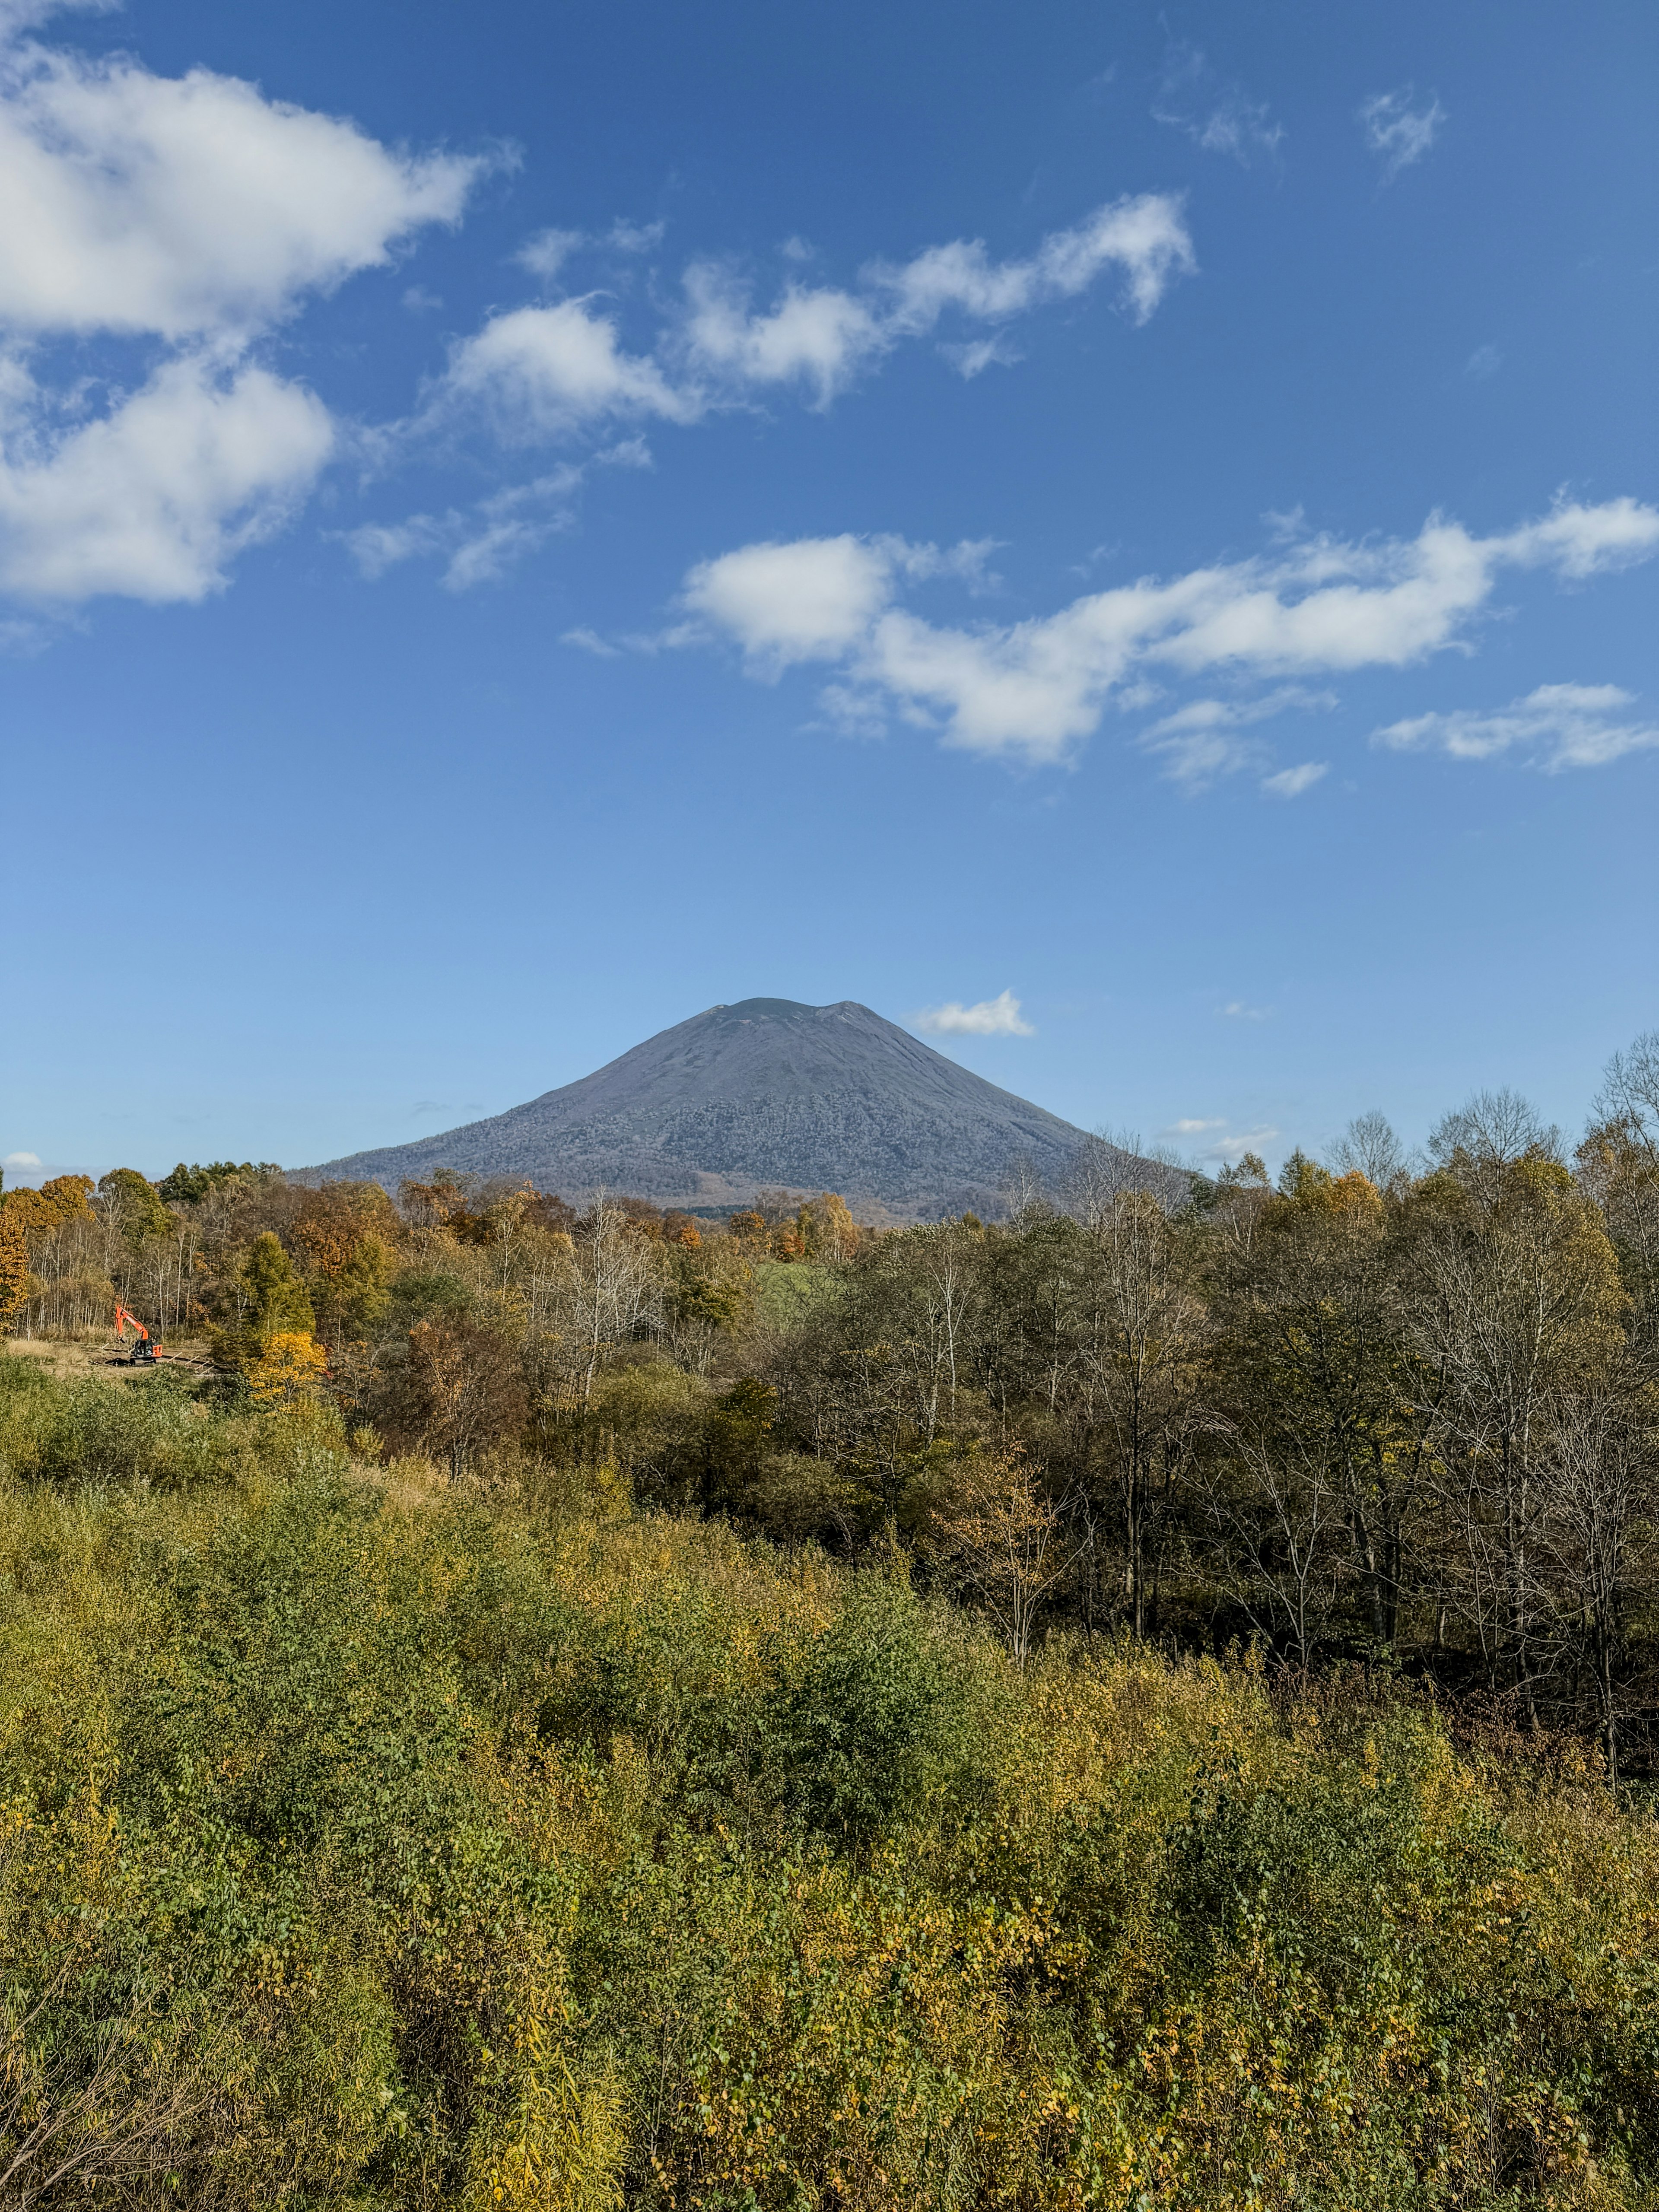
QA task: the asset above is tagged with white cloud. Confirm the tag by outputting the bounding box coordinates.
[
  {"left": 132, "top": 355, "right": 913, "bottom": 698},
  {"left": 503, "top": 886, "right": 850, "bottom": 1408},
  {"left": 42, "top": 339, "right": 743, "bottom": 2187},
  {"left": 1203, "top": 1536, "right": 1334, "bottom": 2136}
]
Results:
[
  {"left": 680, "top": 264, "right": 884, "bottom": 405},
  {"left": 874, "top": 194, "right": 1196, "bottom": 333},
  {"left": 1154, "top": 45, "right": 1284, "bottom": 167},
  {"left": 0, "top": 14, "right": 486, "bottom": 605},
  {"left": 679, "top": 533, "right": 993, "bottom": 672},
  {"left": 0, "top": 355, "right": 332, "bottom": 601},
  {"left": 683, "top": 534, "right": 893, "bottom": 668},
  {"left": 433, "top": 300, "right": 696, "bottom": 440},
  {"left": 562, "top": 624, "right": 622, "bottom": 658},
  {"left": 436, "top": 194, "right": 1195, "bottom": 441},
  {"left": 0, "top": 34, "right": 482, "bottom": 340},
  {"left": 1220, "top": 1003, "right": 1270, "bottom": 1021},
  {"left": 1497, "top": 497, "right": 1659, "bottom": 580},
  {"left": 1373, "top": 683, "right": 1659, "bottom": 771},
  {"left": 1466, "top": 343, "right": 1502, "bottom": 381},
  {"left": 1359, "top": 88, "right": 1446, "bottom": 180},
  {"left": 913, "top": 990, "right": 1034, "bottom": 1037},
  {"left": 1262, "top": 761, "right": 1327, "bottom": 797},
  {"left": 677, "top": 194, "right": 1192, "bottom": 407},
  {"left": 679, "top": 497, "right": 1659, "bottom": 766},
  {"left": 3, "top": 1149, "right": 41, "bottom": 1167}
]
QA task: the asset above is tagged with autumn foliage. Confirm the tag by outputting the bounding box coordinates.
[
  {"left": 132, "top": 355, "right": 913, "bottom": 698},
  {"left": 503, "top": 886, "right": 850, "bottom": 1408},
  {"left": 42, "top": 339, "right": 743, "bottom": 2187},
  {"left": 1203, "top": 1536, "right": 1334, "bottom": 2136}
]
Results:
[{"left": 1, "top": 1043, "right": 1659, "bottom": 2201}]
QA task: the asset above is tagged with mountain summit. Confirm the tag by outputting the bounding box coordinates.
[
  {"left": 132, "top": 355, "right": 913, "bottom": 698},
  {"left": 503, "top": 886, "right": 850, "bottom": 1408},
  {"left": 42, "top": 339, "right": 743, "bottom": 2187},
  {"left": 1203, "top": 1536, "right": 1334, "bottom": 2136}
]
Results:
[{"left": 299, "top": 997, "right": 1148, "bottom": 1217}]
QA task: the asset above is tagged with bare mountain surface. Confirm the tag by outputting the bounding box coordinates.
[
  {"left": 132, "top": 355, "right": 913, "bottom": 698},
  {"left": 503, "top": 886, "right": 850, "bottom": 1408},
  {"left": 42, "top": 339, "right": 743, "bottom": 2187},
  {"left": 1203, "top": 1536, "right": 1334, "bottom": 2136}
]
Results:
[{"left": 296, "top": 997, "right": 1167, "bottom": 1219}]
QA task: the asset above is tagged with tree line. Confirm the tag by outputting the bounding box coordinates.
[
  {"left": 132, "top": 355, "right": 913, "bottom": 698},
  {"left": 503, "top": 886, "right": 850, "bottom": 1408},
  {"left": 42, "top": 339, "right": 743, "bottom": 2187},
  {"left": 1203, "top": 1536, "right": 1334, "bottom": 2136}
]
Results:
[
  {"left": 1, "top": 1036, "right": 1658, "bottom": 2204},
  {"left": 4, "top": 1036, "right": 1659, "bottom": 1773}
]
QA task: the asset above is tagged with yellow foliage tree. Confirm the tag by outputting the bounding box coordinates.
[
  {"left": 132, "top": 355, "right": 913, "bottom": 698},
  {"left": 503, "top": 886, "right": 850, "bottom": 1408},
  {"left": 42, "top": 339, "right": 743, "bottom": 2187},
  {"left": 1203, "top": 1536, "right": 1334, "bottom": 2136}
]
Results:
[
  {"left": 248, "top": 1330, "right": 330, "bottom": 1407},
  {"left": 0, "top": 1208, "right": 28, "bottom": 1332},
  {"left": 929, "top": 1448, "right": 1070, "bottom": 1665}
]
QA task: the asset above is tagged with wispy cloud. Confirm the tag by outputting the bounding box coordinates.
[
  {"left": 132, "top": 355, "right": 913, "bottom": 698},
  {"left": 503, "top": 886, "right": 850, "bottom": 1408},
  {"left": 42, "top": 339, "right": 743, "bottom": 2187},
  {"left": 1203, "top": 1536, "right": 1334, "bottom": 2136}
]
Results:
[
  {"left": 1373, "top": 683, "right": 1659, "bottom": 771},
  {"left": 342, "top": 468, "right": 581, "bottom": 588},
  {"left": 1465, "top": 344, "right": 1502, "bottom": 381},
  {"left": 1219, "top": 1002, "right": 1271, "bottom": 1021},
  {"left": 417, "top": 194, "right": 1196, "bottom": 450},
  {"left": 1359, "top": 88, "right": 1446, "bottom": 180},
  {"left": 1261, "top": 760, "right": 1327, "bottom": 798},
  {"left": 913, "top": 990, "right": 1035, "bottom": 1037},
  {"left": 344, "top": 440, "right": 651, "bottom": 589},
  {"left": 1140, "top": 688, "right": 1334, "bottom": 791},
  {"left": 517, "top": 218, "right": 666, "bottom": 282},
  {"left": 3, "top": 1150, "right": 41, "bottom": 1168},
  {"left": 1154, "top": 44, "right": 1284, "bottom": 167},
  {"left": 1160, "top": 1117, "right": 1279, "bottom": 1163}
]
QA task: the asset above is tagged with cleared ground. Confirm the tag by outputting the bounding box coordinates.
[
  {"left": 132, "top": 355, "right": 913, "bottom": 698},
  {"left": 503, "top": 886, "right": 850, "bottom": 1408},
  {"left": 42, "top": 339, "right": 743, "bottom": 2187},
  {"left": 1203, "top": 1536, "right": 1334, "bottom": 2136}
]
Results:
[{"left": 3, "top": 1334, "right": 216, "bottom": 1382}]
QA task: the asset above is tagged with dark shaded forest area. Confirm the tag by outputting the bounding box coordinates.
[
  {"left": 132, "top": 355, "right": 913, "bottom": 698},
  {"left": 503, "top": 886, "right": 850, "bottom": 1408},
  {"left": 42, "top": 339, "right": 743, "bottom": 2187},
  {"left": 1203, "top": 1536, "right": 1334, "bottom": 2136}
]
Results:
[{"left": 2, "top": 1035, "right": 1658, "bottom": 2206}]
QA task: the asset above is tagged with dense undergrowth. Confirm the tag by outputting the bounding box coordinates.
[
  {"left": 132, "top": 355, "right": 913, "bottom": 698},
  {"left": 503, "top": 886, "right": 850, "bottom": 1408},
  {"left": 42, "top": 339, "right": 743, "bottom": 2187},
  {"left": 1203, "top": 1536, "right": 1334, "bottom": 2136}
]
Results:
[{"left": 3, "top": 1358, "right": 1658, "bottom": 2209}]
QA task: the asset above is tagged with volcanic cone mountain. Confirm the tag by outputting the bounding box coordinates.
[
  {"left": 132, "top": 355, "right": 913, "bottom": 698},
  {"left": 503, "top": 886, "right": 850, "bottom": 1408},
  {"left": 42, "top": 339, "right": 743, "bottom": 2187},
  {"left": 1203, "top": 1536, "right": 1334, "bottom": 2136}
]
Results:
[{"left": 299, "top": 998, "right": 1164, "bottom": 1218}]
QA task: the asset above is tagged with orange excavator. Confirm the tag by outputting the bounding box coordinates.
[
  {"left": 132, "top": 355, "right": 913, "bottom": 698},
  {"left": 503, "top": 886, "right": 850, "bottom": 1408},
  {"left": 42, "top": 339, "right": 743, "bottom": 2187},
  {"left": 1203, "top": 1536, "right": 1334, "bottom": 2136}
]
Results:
[{"left": 113, "top": 1303, "right": 159, "bottom": 1365}]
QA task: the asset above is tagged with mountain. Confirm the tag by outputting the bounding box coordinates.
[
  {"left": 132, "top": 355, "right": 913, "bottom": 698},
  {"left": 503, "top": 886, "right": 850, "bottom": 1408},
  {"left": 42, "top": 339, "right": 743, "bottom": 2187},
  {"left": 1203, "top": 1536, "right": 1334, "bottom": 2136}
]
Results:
[{"left": 295, "top": 997, "right": 1167, "bottom": 1219}]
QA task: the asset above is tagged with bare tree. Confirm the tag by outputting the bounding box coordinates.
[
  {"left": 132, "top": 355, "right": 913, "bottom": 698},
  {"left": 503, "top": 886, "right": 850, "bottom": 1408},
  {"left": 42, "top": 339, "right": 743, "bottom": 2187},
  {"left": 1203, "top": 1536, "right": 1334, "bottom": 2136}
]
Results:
[
  {"left": 1410, "top": 1163, "right": 1625, "bottom": 1702},
  {"left": 1331, "top": 1110, "right": 1411, "bottom": 1191},
  {"left": 1429, "top": 1088, "right": 1564, "bottom": 1179},
  {"left": 1594, "top": 1031, "right": 1659, "bottom": 1151},
  {"left": 1581, "top": 1032, "right": 1659, "bottom": 1350},
  {"left": 547, "top": 1195, "right": 668, "bottom": 1402},
  {"left": 998, "top": 1154, "right": 1051, "bottom": 1223},
  {"left": 1535, "top": 1383, "right": 1657, "bottom": 1783},
  {"left": 1076, "top": 1189, "right": 1208, "bottom": 1638},
  {"left": 1196, "top": 1431, "right": 1345, "bottom": 1669}
]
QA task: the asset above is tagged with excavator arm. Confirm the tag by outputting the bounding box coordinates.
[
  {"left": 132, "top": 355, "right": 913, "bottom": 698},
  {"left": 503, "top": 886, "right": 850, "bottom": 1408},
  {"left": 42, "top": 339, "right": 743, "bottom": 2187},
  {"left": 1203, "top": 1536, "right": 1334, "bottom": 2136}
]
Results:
[{"left": 113, "top": 1303, "right": 158, "bottom": 1362}]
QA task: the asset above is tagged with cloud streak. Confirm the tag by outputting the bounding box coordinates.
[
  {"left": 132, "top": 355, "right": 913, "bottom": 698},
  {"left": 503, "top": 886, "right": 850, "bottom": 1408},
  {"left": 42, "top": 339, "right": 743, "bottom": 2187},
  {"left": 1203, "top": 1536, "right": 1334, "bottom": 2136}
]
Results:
[
  {"left": 426, "top": 194, "right": 1195, "bottom": 439},
  {"left": 1373, "top": 683, "right": 1659, "bottom": 771},
  {"left": 1359, "top": 88, "right": 1446, "bottom": 179},
  {"left": 342, "top": 441, "right": 649, "bottom": 591},
  {"left": 1140, "top": 687, "right": 1334, "bottom": 791},
  {"left": 1154, "top": 44, "right": 1284, "bottom": 168},
  {"left": 669, "top": 497, "right": 1659, "bottom": 766}
]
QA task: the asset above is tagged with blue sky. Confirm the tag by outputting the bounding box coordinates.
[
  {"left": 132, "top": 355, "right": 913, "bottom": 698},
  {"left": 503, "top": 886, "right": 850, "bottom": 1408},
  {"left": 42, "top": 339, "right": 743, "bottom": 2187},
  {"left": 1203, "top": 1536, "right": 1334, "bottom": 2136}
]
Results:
[{"left": 2, "top": 0, "right": 1655, "bottom": 1184}]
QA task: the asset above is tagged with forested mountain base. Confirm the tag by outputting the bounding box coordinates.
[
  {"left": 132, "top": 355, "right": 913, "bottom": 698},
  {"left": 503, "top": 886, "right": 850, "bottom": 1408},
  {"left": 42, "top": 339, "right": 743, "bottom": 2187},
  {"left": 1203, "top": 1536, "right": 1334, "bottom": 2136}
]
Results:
[{"left": 3, "top": 1040, "right": 1659, "bottom": 2204}]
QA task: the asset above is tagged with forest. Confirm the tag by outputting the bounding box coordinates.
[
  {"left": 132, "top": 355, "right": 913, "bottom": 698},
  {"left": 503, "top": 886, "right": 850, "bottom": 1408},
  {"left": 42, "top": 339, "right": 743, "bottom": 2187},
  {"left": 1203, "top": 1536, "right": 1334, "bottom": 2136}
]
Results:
[{"left": 1, "top": 1033, "right": 1658, "bottom": 2207}]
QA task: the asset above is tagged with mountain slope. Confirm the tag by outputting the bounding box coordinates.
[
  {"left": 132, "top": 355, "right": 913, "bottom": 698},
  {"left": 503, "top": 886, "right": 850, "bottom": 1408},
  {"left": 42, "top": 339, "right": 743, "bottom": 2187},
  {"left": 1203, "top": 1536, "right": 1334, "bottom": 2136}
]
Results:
[{"left": 297, "top": 997, "right": 1152, "bottom": 1217}]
